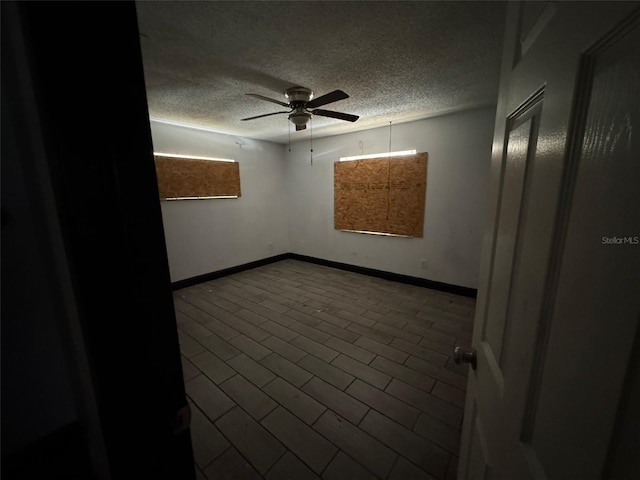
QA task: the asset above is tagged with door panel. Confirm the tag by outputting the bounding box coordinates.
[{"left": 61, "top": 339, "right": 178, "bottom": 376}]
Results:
[
  {"left": 483, "top": 96, "right": 542, "bottom": 368},
  {"left": 466, "top": 402, "right": 491, "bottom": 480},
  {"left": 459, "top": 3, "right": 640, "bottom": 479},
  {"left": 530, "top": 20, "right": 640, "bottom": 479}
]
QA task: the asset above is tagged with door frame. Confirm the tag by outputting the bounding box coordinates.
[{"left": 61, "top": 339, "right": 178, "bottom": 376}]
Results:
[{"left": 2, "top": 2, "right": 195, "bottom": 478}]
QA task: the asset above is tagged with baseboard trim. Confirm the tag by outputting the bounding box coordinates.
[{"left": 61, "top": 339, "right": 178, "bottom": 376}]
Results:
[
  {"left": 288, "top": 254, "right": 477, "bottom": 298},
  {"left": 172, "top": 252, "right": 477, "bottom": 298},
  {"left": 171, "top": 253, "right": 290, "bottom": 290}
]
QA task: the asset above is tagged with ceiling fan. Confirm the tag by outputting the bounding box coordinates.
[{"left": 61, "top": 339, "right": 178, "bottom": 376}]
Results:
[{"left": 241, "top": 87, "right": 359, "bottom": 131}]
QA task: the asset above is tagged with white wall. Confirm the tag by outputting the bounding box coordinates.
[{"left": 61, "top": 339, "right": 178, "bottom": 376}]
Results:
[
  {"left": 150, "top": 121, "right": 289, "bottom": 282},
  {"left": 152, "top": 107, "right": 494, "bottom": 288},
  {"left": 284, "top": 107, "right": 495, "bottom": 288}
]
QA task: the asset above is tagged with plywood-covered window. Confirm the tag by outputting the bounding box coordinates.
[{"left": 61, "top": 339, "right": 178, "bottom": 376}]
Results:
[
  {"left": 334, "top": 152, "right": 427, "bottom": 237},
  {"left": 154, "top": 153, "right": 241, "bottom": 200}
]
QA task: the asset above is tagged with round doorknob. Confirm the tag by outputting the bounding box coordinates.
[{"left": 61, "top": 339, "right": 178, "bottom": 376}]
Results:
[{"left": 453, "top": 346, "right": 477, "bottom": 370}]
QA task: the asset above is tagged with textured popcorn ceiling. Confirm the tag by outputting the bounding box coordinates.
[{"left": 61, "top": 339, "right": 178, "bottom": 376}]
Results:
[{"left": 136, "top": 1, "right": 506, "bottom": 144}]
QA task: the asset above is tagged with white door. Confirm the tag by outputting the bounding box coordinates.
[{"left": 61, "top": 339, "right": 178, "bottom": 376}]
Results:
[{"left": 458, "top": 3, "right": 640, "bottom": 479}]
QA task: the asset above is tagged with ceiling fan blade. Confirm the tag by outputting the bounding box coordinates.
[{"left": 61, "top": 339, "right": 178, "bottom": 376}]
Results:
[
  {"left": 311, "top": 109, "right": 359, "bottom": 122},
  {"left": 295, "top": 124, "right": 307, "bottom": 131},
  {"left": 246, "top": 93, "right": 290, "bottom": 107},
  {"left": 241, "top": 111, "right": 290, "bottom": 121},
  {"left": 306, "top": 90, "right": 349, "bottom": 108}
]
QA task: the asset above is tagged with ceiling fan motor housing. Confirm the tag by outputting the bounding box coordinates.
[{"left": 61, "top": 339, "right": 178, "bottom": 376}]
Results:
[{"left": 285, "top": 87, "right": 313, "bottom": 106}]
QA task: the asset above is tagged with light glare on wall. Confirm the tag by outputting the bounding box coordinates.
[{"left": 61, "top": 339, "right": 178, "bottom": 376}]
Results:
[
  {"left": 339, "top": 149, "right": 417, "bottom": 161},
  {"left": 150, "top": 118, "right": 238, "bottom": 136},
  {"left": 166, "top": 196, "right": 238, "bottom": 200},
  {"left": 154, "top": 152, "right": 235, "bottom": 162}
]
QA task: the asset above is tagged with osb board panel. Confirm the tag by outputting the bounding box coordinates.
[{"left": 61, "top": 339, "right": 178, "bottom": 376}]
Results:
[
  {"left": 334, "top": 153, "right": 427, "bottom": 237},
  {"left": 154, "top": 156, "right": 241, "bottom": 199}
]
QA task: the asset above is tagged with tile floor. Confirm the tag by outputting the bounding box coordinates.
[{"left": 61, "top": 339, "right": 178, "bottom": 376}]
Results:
[{"left": 174, "top": 259, "right": 474, "bottom": 480}]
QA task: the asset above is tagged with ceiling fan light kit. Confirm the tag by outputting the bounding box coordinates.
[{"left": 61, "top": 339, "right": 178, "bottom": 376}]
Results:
[{"left": 242, "top": 86, "right": 359, "bottom": 131}]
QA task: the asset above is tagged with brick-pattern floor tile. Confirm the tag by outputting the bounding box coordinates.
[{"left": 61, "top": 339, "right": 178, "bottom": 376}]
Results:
[
  {"left": 289, "top": 322, "right": 332, "bottom": 343},
  {"left": 261, "top": 407, "right": 336, "bottom": 474},
  {"left": 227, "top": 354, "right": 276, "bottom": 388},
  {"left": 178, "top": 331, "right": 206, "bottom": 359},
  {"left": 181, "top": 356, "right": 200, "bottom": 382},
  {"left": 346, "top": 379, "right": 420, "bottom": 429},
  {"left": 263, "top": 377, "right": 326, "bottom": 425},
  {"left": 215, "top": 407, "right": 285, "bottom": 474},
  {"left": 418, "top": 337, "right": 457, "bottom": 356},
  {"left": 179, "top": 260, "right": 475, "bottom": 480},
  {"left": 199, "top": 333, "right": 241, "bottom": 361},
  {"left": 302, "top": 377, "right": 369, "bottom": 425},
  {"left": 406, "top": 356, "right": 467, "bottom": 391},
  {"left": 261, "top": 353, "right": 313, "bottom": 388},
  {"left": 432, "top": 381, "right": 466, "bottom": 409},
  {"left": 331, "top": 355, "right": 391, "bottom": 390},
  {"left": 313, "top": 410, "right": 397, "bottom": 479},
  {"left": 360, "top": 410, "right": 449, "bottom": 478},
  {"left": 414, "top": 412, "right": 461, "bottom": 455},
  {"left": 322, "top": 451, "right": 376, "bottom": 480},
  {"left": 370, "top": 356, "right": 435, "bottom": 392},
  {"left": 390, "top": 338, "right": 449, "bottom": 366},
  {"left": 292, "top": 335, "right": 339, "bottom": 363},
  {"left": 225, "top": 318, "right": 270, "bottom": 343},
  {"left": 235, "top": 309, "right": 268, "bottom": 326},
  {"left": 181, "top": 319, "right": 214, "bottom": 340},
  {"left": 202, "top": 318, "right": 241, "bottom": 342},
  {"left": 334, "top": 310, "right": 376, "bottom": 328},
  {"left": 202, "top": 447, "right": 261, "bottom": 480},
  {"left": 191, "top": 351, "right": 236, "bottom": 385},
  {"left": 175, "top": 298, "right": 218, "bottom": 326},
  {"left": 259, "top": 320, "right": 299, "bottom": 342},
  {"left": 238, "top": 300, "right": 293, "bottom": 326},
  {"left": 195, "top": 465, "right": 207, "bottom": 480},
  {"left": 265, "top": 451, "right": 319, "bottom": 480},
  {"left": 385, "top": 379, "right": 463, "bottom": 428},
  {"left": 316, "top": 321, "right": 360, "bottom": 343},
  {"left": 185, "top": 375, "right": 235, "bottom": 422},
  {"left": 312, "top": 311, "right": 350, "bottom": 328},
  {"left": 355, "top": 337, "right": 409, "bottom": 364},
  {"left": 376, "top": 315, "right": 408, "bottom": 330},
  {"left": 229, "top": 335, "right": 272, "bottom": 361},
  {"left": 261, "top": 336, "right": 307, "bottom": 363},
  {"left": 283, "top": 309, "right": 320, "bottom": 327},
  {"left": 260, "top": 299, "right": 289, "bottom": 314},
  {"left": 389, "top": 457, "right": 437, "bottom": 480},
  {"left": 219, "top": 374, "right": 277, "bottom": 420},
  {"left": 202, "top": 293, "right": 243, "bottom": 314},
  {"left": 297, "top": 355, "right": 355, "bottom": 390},
  {"left": 325, "top": 337, "right": 376, "bottom": 364},
  {"left": 347, "top": 323, "right": 394, "bottom": 344},
  {"left": 190, "top": 405, "right": 229, "bottom": 469}
]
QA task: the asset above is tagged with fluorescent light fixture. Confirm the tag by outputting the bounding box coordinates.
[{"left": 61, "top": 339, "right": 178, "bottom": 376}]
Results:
[
  {"left": 340, "top": 229, "right": 412, "bottom": 237},
  {"left": 154, "top": 152, "right": 235, "bottom": 162},
  {"left": 339, "top": 149, "right": 417, "bottom": 161},
  {"left": 165, "top": 196, "right": 239, "bottom": 201}
]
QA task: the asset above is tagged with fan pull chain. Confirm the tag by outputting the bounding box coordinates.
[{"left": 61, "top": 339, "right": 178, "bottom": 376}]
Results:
[
  {"left": 288, "top": 121, "right": 291, "bottom": 152},
  {"left": 387, "top": 121, "right": 392, "bottom": 220},
  {"left": 310, "top": 117, "right": 313, "bottom": 166}
]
